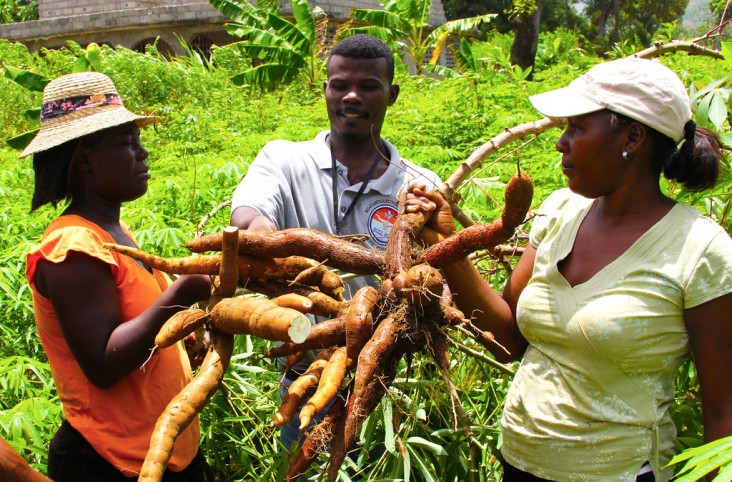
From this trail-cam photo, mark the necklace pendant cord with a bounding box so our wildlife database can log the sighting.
[331,144,383,235]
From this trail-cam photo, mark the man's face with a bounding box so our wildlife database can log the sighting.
[324,55,399,141]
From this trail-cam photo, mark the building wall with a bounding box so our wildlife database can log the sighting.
[0,0,448,57]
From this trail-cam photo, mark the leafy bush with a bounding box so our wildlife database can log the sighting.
[0,0,38,24]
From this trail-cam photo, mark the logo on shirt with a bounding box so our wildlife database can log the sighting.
[367,203,398,247]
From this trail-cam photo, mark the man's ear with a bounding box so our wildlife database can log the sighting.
[388,84,400,106]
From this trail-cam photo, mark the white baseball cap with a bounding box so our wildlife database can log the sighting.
[529,57,691,142]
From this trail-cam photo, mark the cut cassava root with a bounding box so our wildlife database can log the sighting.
[210,296,311,344]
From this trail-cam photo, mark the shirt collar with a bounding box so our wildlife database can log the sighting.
[317,131,402,195]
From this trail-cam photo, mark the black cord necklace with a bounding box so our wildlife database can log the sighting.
[330,141,383,235]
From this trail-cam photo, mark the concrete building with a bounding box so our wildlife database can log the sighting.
[0,0,448,58]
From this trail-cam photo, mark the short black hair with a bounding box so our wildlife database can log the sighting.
[328,34,395,84]
[31,139,80,212]
[30,129,106,212]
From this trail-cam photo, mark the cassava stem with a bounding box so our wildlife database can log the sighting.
[218,226,240,297]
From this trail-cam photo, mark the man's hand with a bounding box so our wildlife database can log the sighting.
[248,215,278,232]
[230,206,277,231]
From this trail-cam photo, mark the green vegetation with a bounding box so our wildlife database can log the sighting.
[0,0,38,24]
[344,0,495,75]
[208,0,331,91]
[1,28,731,480]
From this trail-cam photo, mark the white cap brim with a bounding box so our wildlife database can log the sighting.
[529,86,606,119]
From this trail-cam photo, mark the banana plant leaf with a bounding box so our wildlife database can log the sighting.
[6,129,39,150]
[3,65,48,92]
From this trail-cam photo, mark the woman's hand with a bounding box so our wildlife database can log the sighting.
[184,326,210,368]
[406,182,456,245]
[168,273,212,305]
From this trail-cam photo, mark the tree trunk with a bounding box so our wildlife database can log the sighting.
[610,0,621,45]
[598,0,612,39]
[510,0,543,81]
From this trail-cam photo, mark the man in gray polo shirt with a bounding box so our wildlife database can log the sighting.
[230,34,441,452]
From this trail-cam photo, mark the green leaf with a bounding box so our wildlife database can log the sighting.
[290,0,316,44]
[267,12,310,53]
[73,56,91,72]
[423,63,461,79]
[6,129,39,150]
[674,449,732,482]
[695,93,712,127]
[232,63,291,90]
[407,439,439,482]
[234,28,302,66]
[351,9,405,30]
[708,91,729,130]
[86,42,103,71]
[402,438,412,482]
[406,436,448,456]
[382,396,396,454]
[208,0,262,24]
[714,462,732,481]
[23,107,40,123]
[431,14,496,38]
[718,132,732,149]
[3,65,48,92]
[668,435,732,480]
[721,41,732,68]
[342,25,403,45]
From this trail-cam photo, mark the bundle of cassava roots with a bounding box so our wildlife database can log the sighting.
[104,172,533,482]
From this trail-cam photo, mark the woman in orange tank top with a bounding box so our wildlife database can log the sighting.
[23,72,214,481]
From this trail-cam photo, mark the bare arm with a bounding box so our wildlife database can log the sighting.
[440,249,532,362]
[407,183,529,362]
[35,252,211,388]
[685,292,732,443]
[230,206,277,231]
[0,437,50,482]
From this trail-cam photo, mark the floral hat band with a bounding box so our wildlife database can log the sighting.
[20,72,156,158]
[41,93,123,122]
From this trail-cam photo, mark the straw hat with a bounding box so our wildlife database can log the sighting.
[20,71,156,158]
